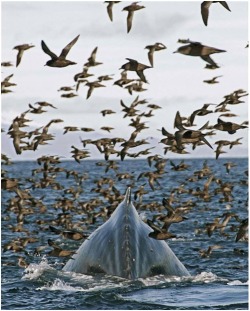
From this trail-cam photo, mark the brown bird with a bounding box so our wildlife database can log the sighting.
[205,218,223,237]
[219,113,238,118]
[85,81,106,99]
[49,226,87,241]
[203,75,222,84]
[201,1,231,26]
[81,127,95,132]
[1,74,16,93]
[223,162,237,174]
[137,171,162,191]
[105,1,121,21]
[174,111,212,150]
[98,74,114,82]
[113,70,135,87]
[122,2,145,33]
[63,126,79,134]
[235,219,248,242]
[1,178,18,190]
[147,219,176,240]
[189,103,215,126]
[18,256,29,268]
[41,35,79,67]
[174,40,226,67]
[61,92,78,98]
[13,43,35,67]
[120,58,151,83]
[84,47,102,67]
[100,126,114,132]
[100,109,116,117]
[229,137,243,149]
[215,143,227,159]
[199,245,222,257]
[125,80,147,95]
[170,160,190,171]
[47,239,76,257]
[58,86,75,92]
[159,198,188,229]
[36,101,57,109]
[1,61,13,67]
[74,66,94,82]
[71,146,90,163]
[28,103,47,114]
[145,42,167,67]
[213,118,248,134]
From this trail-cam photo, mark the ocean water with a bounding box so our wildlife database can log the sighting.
[1,158,248,310]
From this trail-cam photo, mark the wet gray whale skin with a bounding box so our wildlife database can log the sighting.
[63,187,190,279]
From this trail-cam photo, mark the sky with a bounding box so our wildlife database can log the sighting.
[1,0,248,161]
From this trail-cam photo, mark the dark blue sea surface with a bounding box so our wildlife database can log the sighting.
[1,158,248,310]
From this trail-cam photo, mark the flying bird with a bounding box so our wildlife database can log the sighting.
[213,118,248,134]
[120,58,151,83]
[203,75,223,84]
[13,44,35,67]
[174,40,226,67]
[145,42,167,67]
[41,35,80,67]
[174,111,213,150]
[84,47,102,67]
[235,218,248,242]
[122,2,145,33]
[105,1,121,21]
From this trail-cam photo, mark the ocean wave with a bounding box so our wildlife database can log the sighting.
[191,271,229,283]
[139,271,229,286]
[227,280,249,286]
[36,278,85,292]
[22,256,55,280]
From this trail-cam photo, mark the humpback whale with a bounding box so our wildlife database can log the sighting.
[63,187,190,279]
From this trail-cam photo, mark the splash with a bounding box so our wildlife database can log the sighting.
[22,256,55,280]
[37,278,85,292]
[139,271,229,286]
[227,280,249,286]
[191,271,229,283]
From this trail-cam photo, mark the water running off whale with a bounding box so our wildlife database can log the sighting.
[63,187,190,279]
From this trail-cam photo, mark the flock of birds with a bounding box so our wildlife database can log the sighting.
[1,1,248,272]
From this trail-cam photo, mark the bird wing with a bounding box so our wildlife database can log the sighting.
[41,40,58,59]
[200,55,218,67]
[189,110,199,126]
[106,2,113,21]
[169,160,176,168]
[120,100,127,108]
[127,11,134,33]
[147,219,162,233]
[86,85,94,99]
[88,46,98,63]
[148,50,154,67]
[201,136,213,149]
[16,50,24,67]
[199,120,209,131]
[174,111,186,130]
[201,1,212,26]
[60,35,80,58]
[3,74,14,82]
[219,1,231,11]
[136,70,147,83]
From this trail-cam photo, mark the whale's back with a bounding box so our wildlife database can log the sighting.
[63,188,190,279]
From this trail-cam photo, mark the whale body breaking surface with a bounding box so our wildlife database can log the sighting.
[63,187,190,279]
